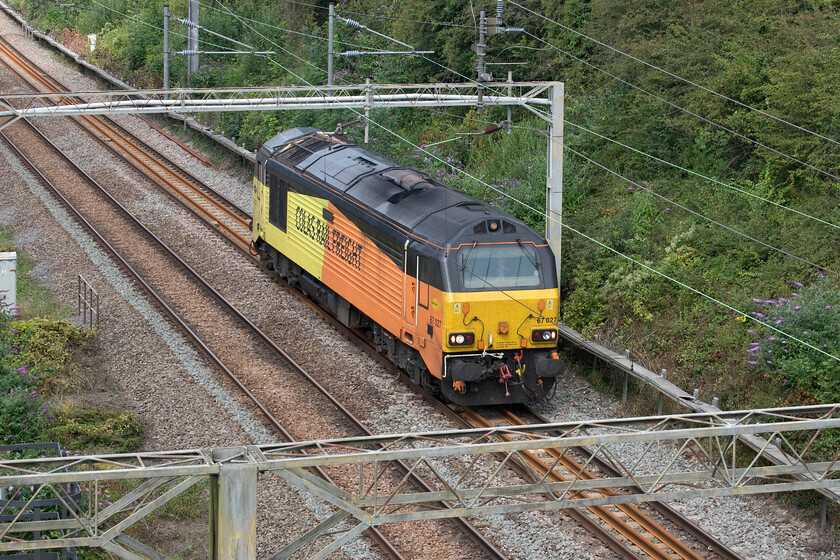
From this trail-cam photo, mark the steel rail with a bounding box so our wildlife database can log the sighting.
[0,121,406,560]
[0,38,251,246]
[526,408,743,560]
[495,407,704,560]
[0,51,507,560]
[464,408,684,560]
[135,115,215,168]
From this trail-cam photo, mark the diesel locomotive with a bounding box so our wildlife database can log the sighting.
[252,128,565,406]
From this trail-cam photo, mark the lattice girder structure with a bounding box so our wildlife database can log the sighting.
[1,405,839,560]
[0,82,553,124]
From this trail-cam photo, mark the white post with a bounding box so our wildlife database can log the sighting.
[546,82,564,290]
[0,252,17,314]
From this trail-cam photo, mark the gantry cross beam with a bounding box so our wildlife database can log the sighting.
[1,405,839,560]
[0,82,552,123]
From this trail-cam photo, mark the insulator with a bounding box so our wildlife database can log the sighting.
[504,27,524,33]
[342,17,362,28]
[340,50,361,57]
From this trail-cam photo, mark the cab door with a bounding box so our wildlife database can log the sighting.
[252,160,265,239]
[402,242,416,329]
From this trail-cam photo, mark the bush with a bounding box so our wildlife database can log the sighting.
[47,404,143,454]
[745,280,840,404]
[0,314,54,443]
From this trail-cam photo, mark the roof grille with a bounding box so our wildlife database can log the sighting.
[276,133,337,166]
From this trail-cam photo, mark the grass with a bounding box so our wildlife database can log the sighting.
[0,227,71,319]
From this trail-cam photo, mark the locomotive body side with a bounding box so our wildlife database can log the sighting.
[252,128,564,406]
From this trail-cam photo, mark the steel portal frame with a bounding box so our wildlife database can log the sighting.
[1,405,839,560]
[0,82,552,122]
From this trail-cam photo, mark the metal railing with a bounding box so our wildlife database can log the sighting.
[76,274,99,330]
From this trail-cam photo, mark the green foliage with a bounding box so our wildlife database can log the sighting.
[0,313,53,444]
[10,0,840,414]
[47,404,143,453]
[12,318,96,393]
[746,281,840,403]
[1,292,138,452]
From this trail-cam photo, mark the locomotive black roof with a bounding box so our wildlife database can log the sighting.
[259,128,542,249]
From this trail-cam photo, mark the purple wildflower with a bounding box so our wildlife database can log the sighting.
[752,298,763,303]
[748,329,756,335]
[774,318,784,325]
[792,281,803,287]
[751,312,764,318]
[767,360,773,364]
[768,337,777,341]
[794,305,802,310]
[746,360,758,365]
[826,306,832,310]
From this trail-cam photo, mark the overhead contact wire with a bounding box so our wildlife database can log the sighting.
[206,5,840,363]
[356,116,840,366]
[508,0,840,148]
[564,146,840,278]
[86,0,237,52]
[519,29,840,183]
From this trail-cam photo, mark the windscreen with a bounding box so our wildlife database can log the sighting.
[459,244,541,290]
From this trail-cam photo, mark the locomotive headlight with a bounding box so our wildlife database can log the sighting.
[448,332,475,346]
[531,329,558,343]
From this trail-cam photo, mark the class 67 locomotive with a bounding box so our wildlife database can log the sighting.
[252,128,565,406]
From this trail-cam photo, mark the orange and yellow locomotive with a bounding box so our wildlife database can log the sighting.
[252,128,565,406]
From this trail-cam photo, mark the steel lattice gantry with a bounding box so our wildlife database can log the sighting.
[0,81,553,124]
[1,405,840,560]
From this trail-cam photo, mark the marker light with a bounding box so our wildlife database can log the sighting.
[531,329,558,343]
[448,332,475,346]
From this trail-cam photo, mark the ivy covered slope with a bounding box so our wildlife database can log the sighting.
[11,0,840,409]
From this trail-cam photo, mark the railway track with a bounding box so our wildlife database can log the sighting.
[0,37,252,252]
[0,38,510,560]
[0,30,747,560]
[460,406,744,560]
